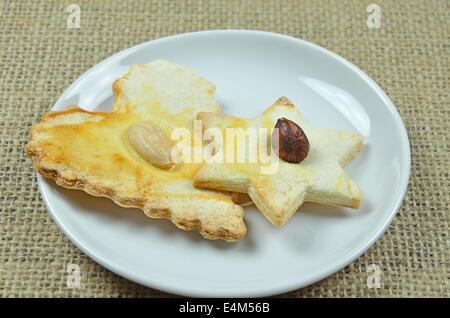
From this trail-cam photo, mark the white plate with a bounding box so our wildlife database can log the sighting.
[37,30,410,297]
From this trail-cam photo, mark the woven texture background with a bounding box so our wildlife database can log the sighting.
[0,0,448,297]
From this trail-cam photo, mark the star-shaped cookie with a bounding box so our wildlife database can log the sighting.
[194,97,363,226]
[25,60,246,241]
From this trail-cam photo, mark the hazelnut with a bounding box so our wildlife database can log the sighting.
[272,118,309,163]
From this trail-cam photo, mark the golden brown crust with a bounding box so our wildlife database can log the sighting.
[274,96,295,107]
[25,60,246,242]
[25,109,246,242]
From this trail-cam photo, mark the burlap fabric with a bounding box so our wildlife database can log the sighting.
[0,0,448,297]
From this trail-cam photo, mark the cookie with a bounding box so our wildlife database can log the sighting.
[194,97,363,226]
[25,60,246,241]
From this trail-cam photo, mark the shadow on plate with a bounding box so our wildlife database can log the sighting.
[51,182,255,250]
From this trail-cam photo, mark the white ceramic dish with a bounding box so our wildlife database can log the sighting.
[37,30,410,297]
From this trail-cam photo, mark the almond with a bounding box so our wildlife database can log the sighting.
[127,121,174,169]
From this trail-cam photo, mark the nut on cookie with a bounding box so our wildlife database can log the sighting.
[25,60,246,242]
[194,97,363,227]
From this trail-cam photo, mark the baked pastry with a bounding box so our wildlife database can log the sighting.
[25,60,246,241]
[194,97,363,227]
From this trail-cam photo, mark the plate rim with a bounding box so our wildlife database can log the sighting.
[37,29,411,297]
